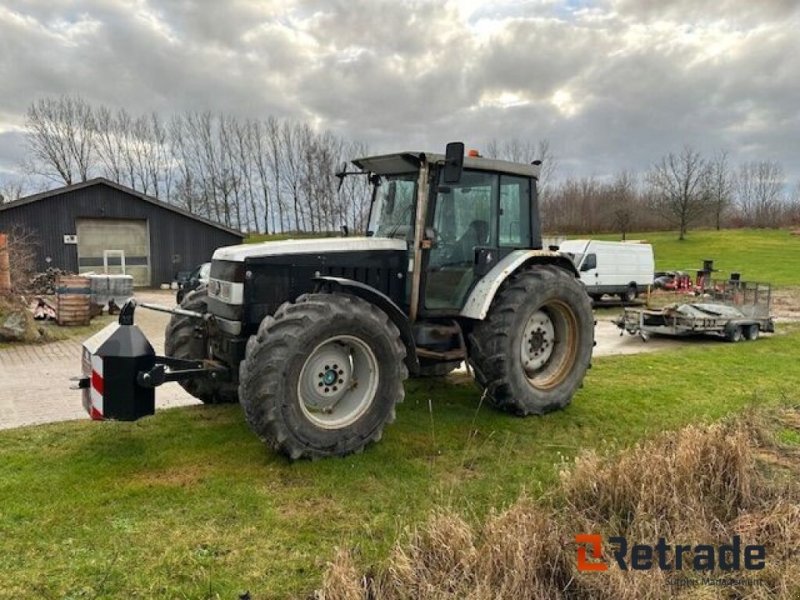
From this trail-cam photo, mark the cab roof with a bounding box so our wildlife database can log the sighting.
[352,151,541,180]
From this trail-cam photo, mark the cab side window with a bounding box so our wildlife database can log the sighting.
[499,175,531,247]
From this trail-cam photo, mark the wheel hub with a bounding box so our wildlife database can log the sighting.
[301,344,351,412]
[521,310,555,374]
[297,335,379,429]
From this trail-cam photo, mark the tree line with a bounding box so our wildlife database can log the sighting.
[485,142,798,239]
[2,95,798,239]
[11,95,370,234]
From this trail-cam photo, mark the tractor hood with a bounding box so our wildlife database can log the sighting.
[212,236,408,262]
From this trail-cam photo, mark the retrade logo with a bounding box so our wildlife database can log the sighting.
[575,534,766,572]
[575,534,608,571]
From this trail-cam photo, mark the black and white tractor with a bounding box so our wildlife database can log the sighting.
[78,142,594,460]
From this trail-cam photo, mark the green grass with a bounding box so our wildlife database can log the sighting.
[1,327,799,599]
[593,228,800,286]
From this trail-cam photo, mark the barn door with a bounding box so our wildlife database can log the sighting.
[76,219,150,286]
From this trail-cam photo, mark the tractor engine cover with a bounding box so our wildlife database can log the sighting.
[81,322,157,421]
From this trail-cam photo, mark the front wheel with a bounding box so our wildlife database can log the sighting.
[238,293,407,459]
[164,289,238,404]
[469,265,594,415]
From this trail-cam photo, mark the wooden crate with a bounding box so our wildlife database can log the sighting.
[56,276,91,326]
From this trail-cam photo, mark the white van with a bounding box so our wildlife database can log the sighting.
[559,239,654,302]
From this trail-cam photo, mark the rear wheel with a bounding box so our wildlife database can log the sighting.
[239,293,407,459]
[744,324,759,341]
[164,289,238,404]
[469,265,594,415]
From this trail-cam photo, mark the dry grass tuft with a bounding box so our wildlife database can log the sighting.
[562,420,756,540]
[317,410,800,600]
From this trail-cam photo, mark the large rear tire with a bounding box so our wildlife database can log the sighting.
[468,265,594,415]
[239,293,407,459]
[164,289,238,404]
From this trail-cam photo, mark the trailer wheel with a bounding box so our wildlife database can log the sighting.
[164,288,238,404]
[724,323,744,343]
[239,293,407,460]
[744,324,760,341]
[468,265,594,415]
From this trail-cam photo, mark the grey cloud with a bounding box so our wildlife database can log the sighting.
[1,0,798,186]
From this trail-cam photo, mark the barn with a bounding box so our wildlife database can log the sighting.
[0,178,244,286]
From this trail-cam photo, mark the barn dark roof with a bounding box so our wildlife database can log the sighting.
[0,177,243,238]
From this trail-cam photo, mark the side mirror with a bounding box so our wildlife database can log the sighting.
[443,141,464,183]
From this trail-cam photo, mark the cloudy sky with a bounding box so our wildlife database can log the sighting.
[1,0,798,185]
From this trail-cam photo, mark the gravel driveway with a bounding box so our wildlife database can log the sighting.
[0,290,199,430]
[0,291,714,430]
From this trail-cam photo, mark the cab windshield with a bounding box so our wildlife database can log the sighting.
[367,173,417,239]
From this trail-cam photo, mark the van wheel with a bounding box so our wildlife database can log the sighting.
[620,285,637,303]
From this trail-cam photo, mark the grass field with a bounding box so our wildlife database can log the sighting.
[1,326,799,598]
[592,228,800,286]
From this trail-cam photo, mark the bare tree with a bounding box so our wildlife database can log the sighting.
[0,176,26,203]
[708,150,734,230]
[25,95,96,184]
[609,171,637,240]
[737,160,785,228]
[6,225,39,293]
[647,146,711,240]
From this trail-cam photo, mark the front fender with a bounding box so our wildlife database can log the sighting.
[312,276,419,373]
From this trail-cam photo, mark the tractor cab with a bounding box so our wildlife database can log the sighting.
[353,146,543,316]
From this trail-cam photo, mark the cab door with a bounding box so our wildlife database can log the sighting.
[421,170,532,312]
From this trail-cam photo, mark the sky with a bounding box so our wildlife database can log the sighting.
[1,0,798,186]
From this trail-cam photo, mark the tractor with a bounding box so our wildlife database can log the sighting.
[78,142,594,460]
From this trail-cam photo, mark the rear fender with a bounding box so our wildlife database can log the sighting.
[460,250,579,320]
[312,276,419,373]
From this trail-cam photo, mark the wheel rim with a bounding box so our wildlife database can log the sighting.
[520,301,579,390]
[297,335,379,429]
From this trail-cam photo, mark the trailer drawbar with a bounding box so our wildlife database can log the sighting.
[74,301,228,421]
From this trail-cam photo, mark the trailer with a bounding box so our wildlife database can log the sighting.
[615,280,774,342]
